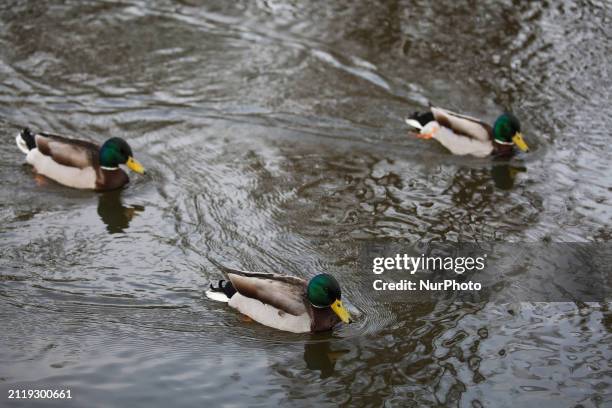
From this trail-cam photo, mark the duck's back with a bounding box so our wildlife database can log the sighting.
[225,270,313,333]
[431,106,492,142]
[35,133,100,169]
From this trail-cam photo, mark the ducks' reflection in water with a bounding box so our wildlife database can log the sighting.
[490,163,526,190]
[97,190,144,233]
[303,339,350,379]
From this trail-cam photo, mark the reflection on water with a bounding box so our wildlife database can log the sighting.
[97,190,144,234]
[303,339,350,379]
[490,163,526,191]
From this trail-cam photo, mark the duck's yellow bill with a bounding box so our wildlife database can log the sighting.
[331,299,351,324]
[512,132,529,152]
[127,156,145,174]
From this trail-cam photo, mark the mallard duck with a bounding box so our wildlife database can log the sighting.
[206,267,352,333]
[405,105,529,157]
[15,128,144,191]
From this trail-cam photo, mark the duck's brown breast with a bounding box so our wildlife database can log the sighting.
[95,168,129,191]
[493,143,515,157]
[309,306,341,332]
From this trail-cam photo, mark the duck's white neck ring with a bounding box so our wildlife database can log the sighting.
[494,140,514,146]
[100,166,119,171]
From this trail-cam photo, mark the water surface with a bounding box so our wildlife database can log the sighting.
[0,1,611,407]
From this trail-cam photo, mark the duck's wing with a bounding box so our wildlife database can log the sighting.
[431,106,492,142]
[221,266,308,317]
[35,133,100,169]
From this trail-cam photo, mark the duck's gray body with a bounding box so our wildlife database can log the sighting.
[206,268,340,333]
[16,129,129,190]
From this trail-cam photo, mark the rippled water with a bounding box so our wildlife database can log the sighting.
[1,1,611,407]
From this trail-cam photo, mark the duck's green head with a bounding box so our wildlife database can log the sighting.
[99,138,145,174]
[307,274,351,324]
[493,113,529,152]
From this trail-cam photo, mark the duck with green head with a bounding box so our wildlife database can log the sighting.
[16,127,144,190]
[405,105,529,157]
[206,266,352,333]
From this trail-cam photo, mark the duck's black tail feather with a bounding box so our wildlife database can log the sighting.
[209,279,237,298]
[409,111,435,127]
[18,128,37,150]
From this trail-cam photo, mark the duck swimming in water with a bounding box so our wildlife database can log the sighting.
[15,127,144,191]
[206,267,352,333]
[405,105,529,157]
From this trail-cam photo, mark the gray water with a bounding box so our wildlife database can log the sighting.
[0,1,611,407]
